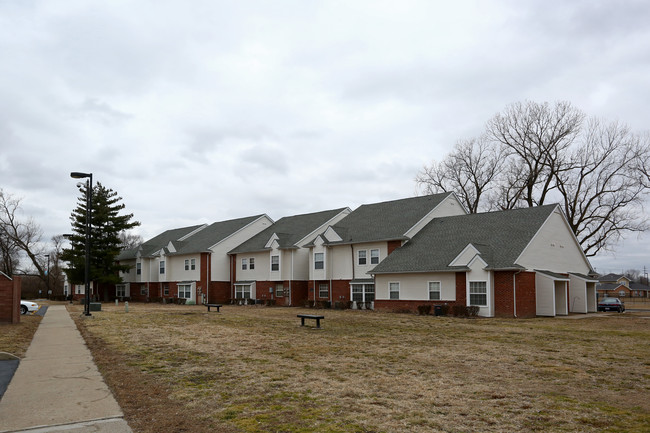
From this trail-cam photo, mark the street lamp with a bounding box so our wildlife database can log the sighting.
[44,254,50,299]
[70,171,92,317]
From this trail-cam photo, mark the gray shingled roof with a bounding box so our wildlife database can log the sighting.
[371,205,558,274]
[229,208,348,254]
[325,193,454,245]
[117,224,205,260]
[171,215,266,255]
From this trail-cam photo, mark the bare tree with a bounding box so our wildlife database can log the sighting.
[416,101,650,257]
[416,136,503,213]
[486,100,584,208]
[119,231,144,250]
[556,119,650,256]
[0,189,47,279]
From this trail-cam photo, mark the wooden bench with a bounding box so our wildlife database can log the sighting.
[204,304,222,312]
[297,314,324,328]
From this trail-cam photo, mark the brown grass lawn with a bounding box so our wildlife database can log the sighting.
[70,304,650,433]
[0,314,41,358]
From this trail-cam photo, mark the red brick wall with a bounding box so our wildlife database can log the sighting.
[456,272,466,305]
[291,280,309,306]
[208,281,230,303]
[493,271,537,318]
[515,272,537,318]
[0,274,21,323]
[374,299,461,313]
[387,240,402,255]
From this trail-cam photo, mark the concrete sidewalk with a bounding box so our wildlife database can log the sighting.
[0,305,132,433]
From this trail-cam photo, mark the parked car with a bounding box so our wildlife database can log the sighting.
[597,297,625,312]
[20,300,40,315]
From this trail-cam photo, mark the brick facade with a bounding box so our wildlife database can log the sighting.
[493,271,536,318]
[0,274,21,324]
[387,240,402,255]
[308,279,352,302]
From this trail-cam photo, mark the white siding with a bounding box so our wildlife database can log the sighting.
[353,242,388,279]
[518,209,592,274]
[375,273,456,301]
[569,274,588,313]
[210,216,273,281]
[168,254,200,282]
[330,245,353,280]
[404,194,467,239]
[536,273,557,316]
[290,248,310,280]
[237,251,269,281]
[310,238,327,281]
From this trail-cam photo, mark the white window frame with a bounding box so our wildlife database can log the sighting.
[116,284,126,297]
[159,260,165,274]
[318,283,329,298]
[314,252,324,270]
[242,258,248,270]
[428,281,441,300]
[389,282,400,300]
[370,249,380,265]
[140,286,148,296]
[271,255,280,272]
[249,257,255,270]
[275,283,284,297]
[235,284,251,299]
[163,283,169,296]
[469,281,487,306]
[351,283,376,302]
[358,250,367,265]
[178,284,192,299]
[184,259,190,271]
[136,262,141,275]
[190,258,196,270]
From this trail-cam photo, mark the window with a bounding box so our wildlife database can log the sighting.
[163,283,169,296]
[619,290,626,297]
[249,258,255,270]
[242,258,248,270]
[141,286,148,296]
[271,255,279,271]
[275,283,284,297]
[370,249,380,265]
[319,283,329,298]
[136,262,141,275]
[159,260,165,274]
[314,252,324,270]
[235,284,251,299]
[428,281,441,300]
[469,281,487,306]
[190,259,196,270]
[389,282,400,300]
[178,284,192,299]
[116,284,126,297]
[76,285,84,295]
[358,250,367,265]
[352,284,375,302]
[184,259,189,270]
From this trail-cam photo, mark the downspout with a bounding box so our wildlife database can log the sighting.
[329,245,333,302]
[290,250,293,306]
[513,269,522,318]
[350,244,355,301]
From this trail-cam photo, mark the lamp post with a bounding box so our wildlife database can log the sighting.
[70,171,93,317]
[44,254,50,299]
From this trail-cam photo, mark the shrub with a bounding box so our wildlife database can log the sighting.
[467,305,480,317]
[186,299,196,305]
[452,305,467,317]
[417,305,432,315]
[439,304,450,316]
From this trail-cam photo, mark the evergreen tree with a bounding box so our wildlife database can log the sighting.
[62,182,140,285]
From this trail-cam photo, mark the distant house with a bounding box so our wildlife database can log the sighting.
[306,193,466,305]
[229,208,351,306]
[597,274,650,298]
[117,215,272,304]
[370,205,598,317]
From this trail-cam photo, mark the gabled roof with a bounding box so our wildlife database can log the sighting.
[229,208,349,254]
[171,215,268,255]
[324,193,454,245]
[117,224,206,261]
[371,205,558,274]
[598,273,629,283]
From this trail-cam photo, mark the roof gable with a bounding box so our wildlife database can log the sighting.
[371,205,558,274]
[327,193,453,245]
[229,207,349,254]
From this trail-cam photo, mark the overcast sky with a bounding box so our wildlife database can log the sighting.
[1,0,649,275]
